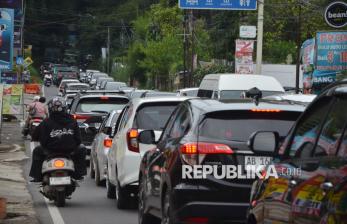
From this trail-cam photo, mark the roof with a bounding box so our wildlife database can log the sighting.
[200,74,285,92]
[178,87,199,92]
[78,94,128,100]
[188,98,306,114]
[66,83,89,87]
[131,96,191,106]
[61,79,79,83]
[264,93,316,103]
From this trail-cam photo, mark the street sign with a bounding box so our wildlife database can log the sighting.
[23,57,33,67]
[324,1,347,28]
[16,56,23,65]
[240,25,256,38]
[179,0,257,10]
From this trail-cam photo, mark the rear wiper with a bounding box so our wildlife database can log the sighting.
[91,110,108,114]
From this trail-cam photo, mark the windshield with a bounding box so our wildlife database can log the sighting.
[105,82,127,90]
[76,97,129,113]
[199,111,301,142]
[67,85,89,90]
[134,103,180,130]
[220,90,284,100]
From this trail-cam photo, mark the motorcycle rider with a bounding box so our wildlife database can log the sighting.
[44,71,53,85]
[29,97,86,182]
[23,96,48,136]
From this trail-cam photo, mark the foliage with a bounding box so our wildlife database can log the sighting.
[193,64,234,84]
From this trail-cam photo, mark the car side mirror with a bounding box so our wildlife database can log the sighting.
[248,131,279,156]
[138,130,156,145]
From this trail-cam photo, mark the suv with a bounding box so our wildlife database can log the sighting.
[106,97,190,209]
[69,93,129,158]
[247,81,347,223]
[137,98,305,224]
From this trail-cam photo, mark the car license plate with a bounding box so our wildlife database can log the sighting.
[245,156,272,171]
[32,122,40,126]
[50,176,71,186]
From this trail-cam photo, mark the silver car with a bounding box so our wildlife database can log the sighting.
[90,110,122,186]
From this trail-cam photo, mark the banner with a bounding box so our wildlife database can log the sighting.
[24,84,41,94]
[235,39,254,74]
[0,71,17,83]
[2,84,23,115]
[0,8,14,70]
[316,31,347,71]
[0,84,3,124]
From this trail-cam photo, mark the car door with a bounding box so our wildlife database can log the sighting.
[92,114,108,163]
[254,95,333,223]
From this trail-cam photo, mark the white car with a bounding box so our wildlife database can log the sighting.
[106,96,190,208]
[90,110,122,186]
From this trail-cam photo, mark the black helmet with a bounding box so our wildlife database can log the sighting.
[48,97,67,114]
[39,96,46,103]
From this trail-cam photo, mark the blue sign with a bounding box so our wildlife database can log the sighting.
[179,0,257,10]
[0,8,14,70]
[316,31,347,71]
[16,56,23,65]
[0,71,17,84]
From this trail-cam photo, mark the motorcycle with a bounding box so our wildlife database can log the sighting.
[41,155,77,207]
[29,117,43,137]
[44,76,52,87]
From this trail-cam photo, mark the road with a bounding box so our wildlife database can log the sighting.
[23,85,138,224]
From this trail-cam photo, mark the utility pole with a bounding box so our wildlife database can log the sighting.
[189,10,194,87]
[295,3,302,94]
[256,0,264,74]
[107,27,110,74]
[183,11,187,88]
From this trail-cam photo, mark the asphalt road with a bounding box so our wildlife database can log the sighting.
[24,85,138,224]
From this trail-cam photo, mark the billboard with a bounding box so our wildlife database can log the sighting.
[0,8,14,70]
[316,31,347,71]
[179,0,257,10]
[235,39,254,74]
[0,0,22,8]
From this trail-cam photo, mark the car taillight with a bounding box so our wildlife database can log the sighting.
[127,128,139,153]
[251,109,281,112]
[180,142,233,165]
[73,114,91,120]
[54,159,65,168]
[100,96,109,100]
[183,217,209,224]
[104,138,113,148]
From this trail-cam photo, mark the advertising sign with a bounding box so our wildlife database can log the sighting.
[235,39,254,74]
[179,0,257,10]
[240,25,256,38]
[2,84,23,115]
[0,8,14,70]
[0,0,22,8]
[0,71,17,84]
[324,1,347,28]
[316,31,347,71]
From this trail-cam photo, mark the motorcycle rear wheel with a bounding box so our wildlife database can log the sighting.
[55,190,66,207]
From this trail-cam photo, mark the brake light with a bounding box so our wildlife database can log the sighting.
[127,128,139,153]
[104,138,113,148]
[73,114,91,120]
[100,96,109,100]
[32,118,43,122]
[251,109,281,112]
[180,142,233,165]
[54,159,65,168]
[183,217,209,224]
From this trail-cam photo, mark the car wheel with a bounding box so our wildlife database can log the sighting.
[95,161,105,186]
[161,189,174,224]
[106,172,116,199]
[89,157,95,179]
[138,176,160,224]
[115,178,131,209]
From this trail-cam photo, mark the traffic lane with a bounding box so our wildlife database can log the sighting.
[25,141,138,224]
[43,85,59,100]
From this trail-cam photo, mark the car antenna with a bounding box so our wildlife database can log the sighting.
[245,87,262,106]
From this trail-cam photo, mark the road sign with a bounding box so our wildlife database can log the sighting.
[16,56,23,65]
[179,0,257,10]
[23,57,33,67]
[240,25,256,38]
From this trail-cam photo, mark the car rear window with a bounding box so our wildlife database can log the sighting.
[199,111,301,142]
[76,97,129,113]
[134,103,180,130]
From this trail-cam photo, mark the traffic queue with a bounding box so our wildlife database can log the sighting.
[30,64,347,224]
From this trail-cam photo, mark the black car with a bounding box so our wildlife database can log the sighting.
[247,80,347,223]
[69,92,129,157]
[137,98,306,224]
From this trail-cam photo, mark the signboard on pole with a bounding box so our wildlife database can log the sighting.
[2,84,23,115]
[0,71,17,84]
[240,25,256,38]
[316,31,347,71]
[179,0,257,10]
[0,8,14,70]
[235,39,254,74]
[324,1,347,28]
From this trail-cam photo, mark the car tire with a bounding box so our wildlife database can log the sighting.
[90,158,95,179]
[95,161,105,187]
[161,189,175,224]
[106,175,116,199]
[115,178,131,209]
[138,176,160,224]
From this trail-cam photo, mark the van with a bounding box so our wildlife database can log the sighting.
[197,74,285,100]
